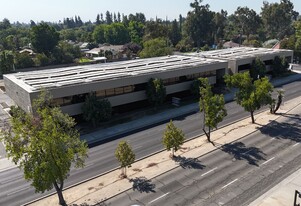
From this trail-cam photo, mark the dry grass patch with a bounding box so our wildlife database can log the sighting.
[146,162,158,168]
[132,168,142,172]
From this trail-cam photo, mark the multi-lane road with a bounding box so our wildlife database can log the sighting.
[105,104,301,206]
[1,78,301,205]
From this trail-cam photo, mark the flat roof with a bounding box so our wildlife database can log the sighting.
[4,55,227,93]
[186,47,292,60]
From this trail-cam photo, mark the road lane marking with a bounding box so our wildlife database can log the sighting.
[243,149,254,155]
[133,146,142,150]
[201,167,218,177]
[261,157,275,165]
[292,143,300,147]
[148,192,170,204]
[222,179,238,189]
[7,186,31,196]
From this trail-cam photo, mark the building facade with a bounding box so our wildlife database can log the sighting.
[187,47,293,74]
[4,55,227,116]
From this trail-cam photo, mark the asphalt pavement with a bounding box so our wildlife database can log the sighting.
[1,68,301,205]
[29,84,301,206]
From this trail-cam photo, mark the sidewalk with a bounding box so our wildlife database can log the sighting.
[28,87,301,205]
[249,167,301,206]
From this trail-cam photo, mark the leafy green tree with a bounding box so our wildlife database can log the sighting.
[162,120,185,157]
[213,10,228,45]
[104,23,130,45]
[96,14,101,25]
[169,19,181,47]
[143,20,168,42]
[225,72,273,123]
[14,52,34,69]
[199,78,227,143]
[1,91,88,206]
[261,0,299,39]
[233,7,262,41]
[250,57,266,81]
[272,56,288,76]
[105,11,113,24]
[146,78,166,108]
[115,141,135,177]
[82,92,112,127]
[0,50,14,75]
[34,53,52,67]
[128,20,144,45]
[0,18,11,30]
[175,36,194,52]
[93,24,106,44]
[184,0,214,48]
[139,38,172,58]
[52,41,81,64]
[30,23,60,55]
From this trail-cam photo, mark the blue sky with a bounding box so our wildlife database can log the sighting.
[1,0,300,23]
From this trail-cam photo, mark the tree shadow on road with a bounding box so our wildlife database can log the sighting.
[71,200,111,206]
[258,120,301,142]
[173,156,206,169]
[221,142,266,166]
[129,176,156,193]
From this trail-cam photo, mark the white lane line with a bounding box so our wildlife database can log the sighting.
[133,146,142,150]
[292,143,300,147]
[7,186,31,196]
[222,179,238,189]
[201,167,218,177]
[85,163,94,167]
[261,157,275,165]
[243,149,254,155]
[148,192,170,204]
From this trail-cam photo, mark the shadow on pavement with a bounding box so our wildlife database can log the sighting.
[129,176,156,193]
[221,142,266,166]
[173,156,206,169]
[258,120,301,142]
[71,200,111,206]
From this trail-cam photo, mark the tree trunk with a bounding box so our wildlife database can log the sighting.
[203,127,211,143]
[53,181,66,206]
[274,95,283,114]
[250,111,255,124]
[172,148,174,157]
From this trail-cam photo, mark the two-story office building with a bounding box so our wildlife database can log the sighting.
[4,55,228,116]
[186,47,293,74]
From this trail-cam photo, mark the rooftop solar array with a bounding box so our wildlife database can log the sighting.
[9,55,225,92]
[187,47,291,60]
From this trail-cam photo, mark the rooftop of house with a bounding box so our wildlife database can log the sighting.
[4,55,227,93]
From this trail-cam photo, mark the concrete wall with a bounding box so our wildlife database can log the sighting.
[3,76,32,113]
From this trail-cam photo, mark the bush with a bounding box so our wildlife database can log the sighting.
[14,53,34,69]
[34,53,52,67]
[82,92,112,127]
